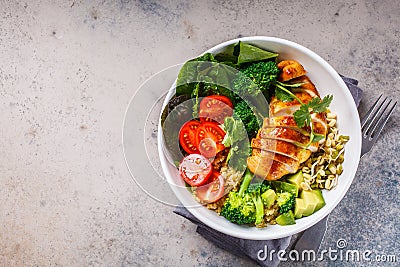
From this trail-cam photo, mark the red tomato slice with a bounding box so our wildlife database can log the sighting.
[196,122,226,158]
[179,154,212,187]
[179,120,200,154]
[199,95,233,124]
[196,171,225,203]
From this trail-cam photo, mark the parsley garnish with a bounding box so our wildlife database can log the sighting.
[293,95,333,127]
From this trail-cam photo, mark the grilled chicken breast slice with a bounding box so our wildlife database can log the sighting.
[263,115,327,137]
[277,60,307,82]
[257,126,318,151]
[251,148,299,173]
[262,116,310,136]
[247,155,298,181]
[251,138,311,163]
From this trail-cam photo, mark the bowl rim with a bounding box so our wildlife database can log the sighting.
[158,36,361,240]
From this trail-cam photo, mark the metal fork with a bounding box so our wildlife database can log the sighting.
[293,94,397,254]
[360,94,397,157]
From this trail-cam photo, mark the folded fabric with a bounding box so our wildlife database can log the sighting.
[173,76,363,267]
[340,74,363,107]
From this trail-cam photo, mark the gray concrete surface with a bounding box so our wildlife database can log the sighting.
[1,0,399,266]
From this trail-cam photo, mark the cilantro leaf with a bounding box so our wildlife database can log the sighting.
[293,104,311,127]
[293,95,333,128]
[309,95,333,113]
[311,133,325,143]
[304,97,321,110]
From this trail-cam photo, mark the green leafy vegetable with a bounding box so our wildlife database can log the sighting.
[214,43,239,64]
[176,53,216,96]
[311,133,326,143]
[214,41,278,66]
[237,41,278,65]
[227,140,250,171]
[222,116,247,147]
[293,104,311,127]
[308,95,334,113]
[293,95,333,127]
[222,116,251,171]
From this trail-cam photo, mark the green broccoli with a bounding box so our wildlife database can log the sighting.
[231,61,280,104]
[229,61,280,135]
[276,192,296,214]
[247,183,270,225]
[221,169,269,225]
[247,182,270,195]
[233,100,262,139]
[220,191,256,225]
[240,61,280,91]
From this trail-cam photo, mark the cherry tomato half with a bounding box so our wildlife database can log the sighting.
[196,171,225,203]
[196,122,226,158]
[199,95,233,124]
[179,154,212,187]
[179,120,200,154]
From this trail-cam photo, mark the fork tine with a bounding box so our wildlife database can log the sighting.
[367,98,392,135]
[361,94,383,128]
[363,96,388,134]
[371,100,397,140]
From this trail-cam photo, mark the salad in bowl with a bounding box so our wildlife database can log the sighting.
[159,37,361,239]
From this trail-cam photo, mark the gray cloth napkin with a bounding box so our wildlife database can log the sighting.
[173,76,363,267]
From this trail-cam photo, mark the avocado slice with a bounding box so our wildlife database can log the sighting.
[310,189,325,211]
[271,181,298,197]
[300,190,318,217]
[286,171,304,192]
[294,198,306,219]
[276,210,296,225]
[261,189,276,209]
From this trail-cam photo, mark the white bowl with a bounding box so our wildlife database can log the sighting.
[158,36,361,240]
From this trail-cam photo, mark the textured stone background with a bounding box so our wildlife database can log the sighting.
[0,0,399,266]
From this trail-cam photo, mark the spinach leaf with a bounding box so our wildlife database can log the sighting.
[237,41,278,65]
[177,53,239,100]
[176,63,197,96]
[214,43,238,64]
[205,63,238,97]
[176,53,216,96]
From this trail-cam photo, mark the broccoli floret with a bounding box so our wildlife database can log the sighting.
[276,192,296,214]
[248,182,270,194]
[230,61,279,135]
[233,100,262,139]
[231,61,280,104]
[220,191,256,225]
[247,183,270,225]
[240,61,280,91]
[221,170,269,225]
